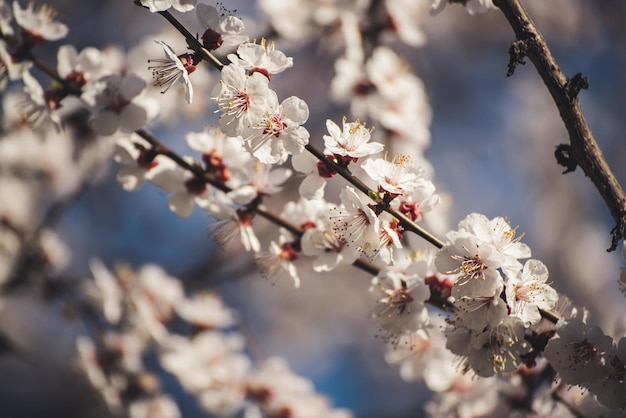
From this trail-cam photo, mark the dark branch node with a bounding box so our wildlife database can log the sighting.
[554,144,577,174]
[608,215,626,252]
[565,73,589,101]
[506,39,528,77]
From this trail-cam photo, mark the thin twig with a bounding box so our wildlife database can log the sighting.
[304,144,446,249]
[493,0,626,251]
[156,10,224,69]
[136,130,463,312]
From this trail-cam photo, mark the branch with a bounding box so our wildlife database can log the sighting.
[493,0,626,251]
[137,131,458,311]
[304,144,446,249]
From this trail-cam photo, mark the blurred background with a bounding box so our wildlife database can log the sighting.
[1,0,625,416]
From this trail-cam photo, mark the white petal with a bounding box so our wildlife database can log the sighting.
[168,192,194,218]
[299,174,325,200]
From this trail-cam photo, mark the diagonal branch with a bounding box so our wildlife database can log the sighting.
[493,0,626,251]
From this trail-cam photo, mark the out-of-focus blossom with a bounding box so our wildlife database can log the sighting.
[430,0,497,16]
[130,264,185,342]
[331,47,432,154]
[255,240,301,288]
[425,375,507,417]
[37,229,70,274]
[139,0,197,13]
[589,336,626,409]
[113,134,171,191]
[384,0,428,46]
[175,292,237,329]
[57,45,107,84]
[0,0,13,35]
[246,357,353,418]
[85,73,158,136]
[544,317,614,386]
[205,191,261,253]
[142,157,212,218]
[185,126,250,187]
[160,332,250,416]
[0,40,31,82]
[128,395,181,418]
[88,259,123,325]
[21,70,61,128]
[12,1,68,41]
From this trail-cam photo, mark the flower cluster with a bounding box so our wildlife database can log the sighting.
[544,316,626,409]
[434,213,558,376]
[78,262,350,417]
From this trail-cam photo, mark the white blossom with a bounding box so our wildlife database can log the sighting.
[255,240,301,288]
[246,357,352,418]
[589,336,626,409]
[0,40,31,81]
[113,134,172,191]
[243,95,310,164]
[544,317,614,386]
[205,191,261,253]
[227,39,293,78]
[362,153,427,197]
[291,151,329,200]
[228,161,291,205]
[323,117,383,160]
[160,332,250,416]
[505,259,558,326]
[331,186,381,258]
[197,3,247,53]
[87,73,158,136]
[0,0,13,36]
[430,0,497,16]
[149,40,194,104]
[369,269,430,342]
[139,0,197,13]
[212,63,273,137]
[435,235,504,294]
[21,69,60,128]
[12,1,68,41]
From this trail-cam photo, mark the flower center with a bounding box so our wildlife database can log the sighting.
[453,253,488,281]
[569,338,598,366]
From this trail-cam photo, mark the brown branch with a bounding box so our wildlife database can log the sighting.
[304,144,446,249]
[137,131,405,277]
[493,0,626,251]
[137,131,459,312]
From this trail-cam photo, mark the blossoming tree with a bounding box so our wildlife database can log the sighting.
[0,0,625,416]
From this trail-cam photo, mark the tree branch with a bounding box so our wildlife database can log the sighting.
[493,0,626,251]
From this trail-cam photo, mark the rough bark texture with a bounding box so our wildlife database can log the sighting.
[493,0,626,251]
